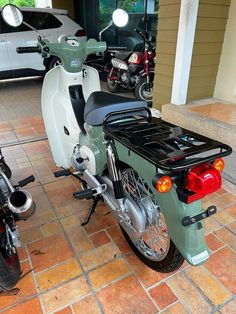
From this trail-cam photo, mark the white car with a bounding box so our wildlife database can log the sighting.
[0,7,87,79]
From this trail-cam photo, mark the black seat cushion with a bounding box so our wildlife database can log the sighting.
[84,92,147,126]
[114,51,132,60]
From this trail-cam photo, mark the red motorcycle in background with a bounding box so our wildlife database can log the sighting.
[106,28,156,105]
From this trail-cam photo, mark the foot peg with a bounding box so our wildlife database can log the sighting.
[18,175,35,188]
[73,189,95,200]
[73,184,106,200]
[54,169,71,177]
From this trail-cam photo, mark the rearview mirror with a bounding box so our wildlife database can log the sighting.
[112,9,129,28]
[1,4,23,28]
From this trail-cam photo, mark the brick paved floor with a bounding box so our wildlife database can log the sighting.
[0,78,235,314]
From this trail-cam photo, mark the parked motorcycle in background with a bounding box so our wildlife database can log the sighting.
[106,28,155,104]
[0,149,35,291]
[3,5,232,274]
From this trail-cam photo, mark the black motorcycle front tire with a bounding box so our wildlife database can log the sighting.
[134,76,153,105]
[107,76,121,93]
[0,250,21,291]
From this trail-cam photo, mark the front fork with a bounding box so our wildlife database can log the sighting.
[144,50,150,91]
[108,67,118,81]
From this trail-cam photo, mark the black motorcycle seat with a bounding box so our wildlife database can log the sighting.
[84,92,147,126]
[113,51,132,60]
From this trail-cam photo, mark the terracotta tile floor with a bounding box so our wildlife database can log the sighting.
[0,81,235,313]
[0,137,235,314]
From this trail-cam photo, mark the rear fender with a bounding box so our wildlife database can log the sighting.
[115,141,209,266]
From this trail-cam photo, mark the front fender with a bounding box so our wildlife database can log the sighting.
[115,141,209,266]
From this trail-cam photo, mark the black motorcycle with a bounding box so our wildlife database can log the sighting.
[0,149,35,291]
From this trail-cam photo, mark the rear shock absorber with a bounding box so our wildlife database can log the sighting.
[106,142,126,212]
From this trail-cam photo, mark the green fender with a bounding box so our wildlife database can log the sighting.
[114,141,210,266]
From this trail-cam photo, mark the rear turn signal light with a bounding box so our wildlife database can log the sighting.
[212,158,224,172]
[75,29,87,37]
[156,176,172,193]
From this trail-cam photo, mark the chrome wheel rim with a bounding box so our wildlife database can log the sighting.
[122,169,170,261]
[139,82,153,101]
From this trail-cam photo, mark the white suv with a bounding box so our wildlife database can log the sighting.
[0,7,87,79]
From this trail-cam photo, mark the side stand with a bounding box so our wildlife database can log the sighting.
[81,196,100,226]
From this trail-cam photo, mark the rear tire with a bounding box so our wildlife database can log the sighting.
[0,248,21,291]
[121,168,184,273]
[121,226,184,272]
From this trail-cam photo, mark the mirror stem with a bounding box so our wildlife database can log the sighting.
[99,21,113,41]
[23,21,40,34]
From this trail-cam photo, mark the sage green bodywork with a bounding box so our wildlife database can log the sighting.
[80,125,210,266]
[39,36,107,73]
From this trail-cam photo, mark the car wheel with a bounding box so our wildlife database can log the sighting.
[47,57,62,71]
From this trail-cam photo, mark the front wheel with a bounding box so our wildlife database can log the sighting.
[0,228,21,291]
[107,70,121,93]
[134,75,154,105]
[121,168,184,273]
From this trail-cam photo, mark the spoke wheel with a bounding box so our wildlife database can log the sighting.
[121,168,184,272]
[107,71,121,93]
[134,74,154,105]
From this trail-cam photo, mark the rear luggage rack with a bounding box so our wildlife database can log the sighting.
[103,108,232,171]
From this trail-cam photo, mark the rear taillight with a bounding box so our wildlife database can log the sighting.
[185,163,221,203]
[75,29,86,37]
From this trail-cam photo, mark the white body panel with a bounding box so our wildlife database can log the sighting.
[0,33,10,72]
[41,65,101,168]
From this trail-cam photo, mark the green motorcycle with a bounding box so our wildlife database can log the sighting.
[2,4,232,272]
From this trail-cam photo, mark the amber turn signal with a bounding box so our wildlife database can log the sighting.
[212,158,224,172]
[156,176,172,193]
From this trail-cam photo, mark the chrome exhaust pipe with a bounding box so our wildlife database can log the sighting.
[8,190,33,214]
[0,170,33,214]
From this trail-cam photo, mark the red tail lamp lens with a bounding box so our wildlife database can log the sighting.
[75,29,87,37]
[156,176,172,193]
[212,158,224,172]
[186,163,221,197]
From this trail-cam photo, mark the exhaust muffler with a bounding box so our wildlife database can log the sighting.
[0,170,34,216]
[8,190,33,214]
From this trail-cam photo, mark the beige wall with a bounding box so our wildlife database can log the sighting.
[187,0,230,101]
[52,0,74,18]
[214,0,236,103]
[152,0,181,110]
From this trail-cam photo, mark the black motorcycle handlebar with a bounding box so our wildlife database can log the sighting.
[16,46,41,54]
[107,46,127,50]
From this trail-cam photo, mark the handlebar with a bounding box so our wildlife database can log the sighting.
[17,37,107,73]
[107,46,127,51]
[134,28,144,37]
[16,46,41,54]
